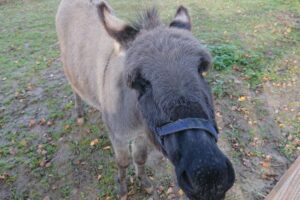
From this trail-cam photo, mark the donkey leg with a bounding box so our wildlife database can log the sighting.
[113,141,130,200]
[132,135,153,194]
[73,91,84,126]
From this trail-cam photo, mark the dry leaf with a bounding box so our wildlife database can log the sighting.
[261,161,270,169]
[178,189,184,196]
[166,187,174,195]
[238,96,246,102]
[64,124,71,130]
[39,118,46,125]
[287,135,293,141]
[40,160,46,167]
[41,150,47,155]
[29,119,36,128]
[45,162,51,168]
[103,146,111,150]
[77,117,84,126]
[47,120,54,126]
[97,174,102,181]
[90,139,99,147]
[265,155,272,162]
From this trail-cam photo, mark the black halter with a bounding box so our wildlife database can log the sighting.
[155,118,219,150]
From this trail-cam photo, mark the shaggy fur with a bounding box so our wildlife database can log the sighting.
[56,1,235,199]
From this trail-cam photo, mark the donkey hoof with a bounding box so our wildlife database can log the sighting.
[76,117,84,126]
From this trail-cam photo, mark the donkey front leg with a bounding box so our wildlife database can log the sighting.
[112,140,130,200]
[73,91,84,126]
[132,135,153,194]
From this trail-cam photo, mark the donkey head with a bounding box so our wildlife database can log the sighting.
[98,2,235,199]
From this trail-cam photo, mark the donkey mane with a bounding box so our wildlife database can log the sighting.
[133,7,162,31]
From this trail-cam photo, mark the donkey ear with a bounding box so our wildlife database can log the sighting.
[170,6,191,31]
[97,2,139,49]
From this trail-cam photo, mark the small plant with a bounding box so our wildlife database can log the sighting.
[208,44,263,87]
[208,44,240,71]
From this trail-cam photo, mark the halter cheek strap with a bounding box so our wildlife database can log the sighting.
[155,118,219,146]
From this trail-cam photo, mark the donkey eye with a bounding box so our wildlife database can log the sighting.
[132,75,151,96]
[198,63,204,74]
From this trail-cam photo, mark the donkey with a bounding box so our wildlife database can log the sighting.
[56,0,235,199]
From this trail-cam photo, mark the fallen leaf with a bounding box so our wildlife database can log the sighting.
[166,187,174,195]
[64,124,71,131]
[293,138,300,145]
[40,160,46,167]
[129,176,134,184]
[97,174,102,181]
[90,139,99,147]
[77,117,84,126]
[238,96,246,102]
[261,161,270,169]
[41,150,47,155]
[47,120,54,126]
[103,146,111,150]
[29,119,36,128]
[45,162,51,168]
[178,189,184,196]
[265,155,272,162]
[287,135,293,141]
[39,118,46,125]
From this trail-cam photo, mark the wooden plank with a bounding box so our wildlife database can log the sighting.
[266,156,300,200]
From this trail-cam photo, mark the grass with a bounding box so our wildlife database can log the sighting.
[0,0,299,199]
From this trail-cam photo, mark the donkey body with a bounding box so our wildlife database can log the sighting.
[56,1,235,199]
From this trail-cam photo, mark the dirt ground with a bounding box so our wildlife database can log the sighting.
[0,0,299,200]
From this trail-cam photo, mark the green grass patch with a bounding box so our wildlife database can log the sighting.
[209,44,264,87]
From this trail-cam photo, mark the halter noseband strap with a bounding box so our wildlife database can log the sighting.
[155,118,219,144]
